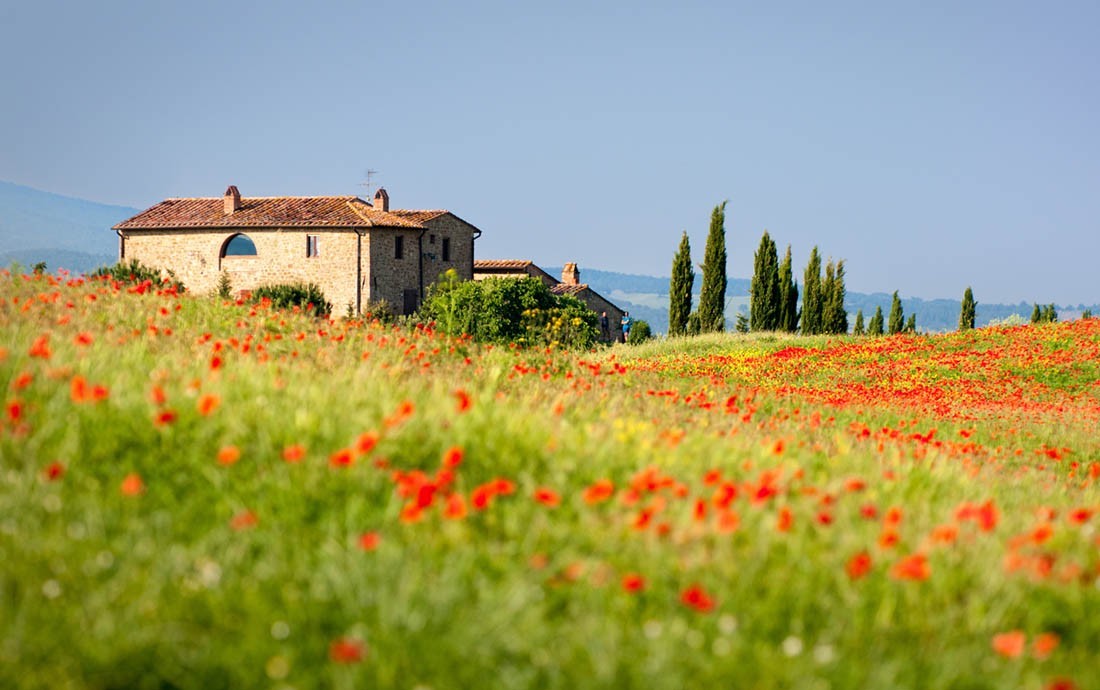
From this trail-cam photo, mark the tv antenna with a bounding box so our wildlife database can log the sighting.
[360,169,380,199]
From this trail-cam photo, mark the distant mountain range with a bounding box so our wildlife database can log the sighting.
[0,180,134,274]
[1,181,1093,333]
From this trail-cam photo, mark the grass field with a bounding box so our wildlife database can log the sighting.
[1,270,1097,689]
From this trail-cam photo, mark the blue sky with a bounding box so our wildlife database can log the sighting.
[2,0,1097,304]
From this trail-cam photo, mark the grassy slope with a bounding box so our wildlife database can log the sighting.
[0,273,1097,689]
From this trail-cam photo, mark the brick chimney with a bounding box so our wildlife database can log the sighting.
[373,187,389,212]
[561,262,580,285]
[223,185,241,215]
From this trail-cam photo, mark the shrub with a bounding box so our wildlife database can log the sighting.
[420,271,597,348]
[627,319,653,344]
[91,259,184,292]
[250,282,332,317]
[216,272,232,300]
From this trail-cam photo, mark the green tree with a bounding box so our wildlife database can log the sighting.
[904,313,917,333]
[626,320,653,344]
[735,312,749,333]
[1030,304,1042,323]
[1042,304,1058,323]
[958,287,976,331]
[778,245,799,332]
[853,309,865,336]
[801,246,822,335]
[868,306,884,336]
[697,201,728,332]
[750,231,780,331]
[822,259,848,334]
[668,232,694,337]
[887,291,904,335]
[1083,309,1093,320]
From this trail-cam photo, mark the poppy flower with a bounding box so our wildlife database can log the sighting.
[282,444,305,463]
[533,487,560,507]
[441,446,464,469]
[846,551,872,580]
[454,389,472,413]
[680,584,716,613]
[217,445,241,465]
[197,394,220,416]
[120,473,144,496]
[621,573,646,593]
[358,532,381,551]
[356,431,379,455]
[583,479,615,504]
[329,637,366,664]
[44,461,65,481]
[991,630,1026,658]
[1032,632,1060,660]
[890,553,930,581]
[443,493,467,520]
[230,510,258,530]
[329,448,354,468]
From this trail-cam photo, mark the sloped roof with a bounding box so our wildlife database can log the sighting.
[474,259,534,270]
[389,209,449,223]
[550,283,589,296]
[114,196,427,230]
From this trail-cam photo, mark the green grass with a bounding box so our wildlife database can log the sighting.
[0,273,1097,689]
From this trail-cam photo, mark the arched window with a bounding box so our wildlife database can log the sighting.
[221,233,257,257]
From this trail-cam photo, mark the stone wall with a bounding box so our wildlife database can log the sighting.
[576,289,625,343]
[366,229,421,314]
[124,228,360,312]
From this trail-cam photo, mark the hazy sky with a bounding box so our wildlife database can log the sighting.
[2,0,1097,303]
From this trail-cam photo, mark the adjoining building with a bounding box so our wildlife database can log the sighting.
[474,260,625,343]
[113,186,481,315]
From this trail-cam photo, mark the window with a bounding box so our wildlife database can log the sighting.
[395,235,404,259]
[442,237,451,262]
[307,235,319,257]
[221,233,257,257]
[429,234,436,245]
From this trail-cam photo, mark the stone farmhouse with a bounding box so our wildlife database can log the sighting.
[474,260,626,343]
[113,186,481,315]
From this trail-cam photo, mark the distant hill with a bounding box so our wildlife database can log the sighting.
[549,267,1097,334]
[0,180,135,273]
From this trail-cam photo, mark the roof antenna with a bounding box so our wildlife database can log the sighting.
[360,169,380,199]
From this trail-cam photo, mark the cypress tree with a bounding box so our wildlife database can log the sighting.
[1044,304,1058,323]
[668,232,694,337]
[822,259,848,334]
[853,309,865,336]
[697,202,728,332]
[778,245,799,332]
[1030,304,1041,323]
[887,291,904,335]
[904,313,917,333]
[750,231,780,331]
[1083,309,1093,320]
[868,306,884,336]
[801,246,822,335]
[958,287,976,331]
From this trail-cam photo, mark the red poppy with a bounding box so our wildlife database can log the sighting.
[454,389,472,413]
[358,532,381,551]
[329,448,354,468]
[1032,632,1060,660]
[44,461,65,481]
[890,553,930,581]
[846,551,872,580]
[120,473,144,496]
[217,445,241,466]
[441,446,464,469]
[621,573,646,593]
[680,584,716,613]
[230,510,258,530]
[533,487,560,507]
[282,444,306,463]
[329,637,366,664]
[356,431,379,455]
[991,630,1026,658]
[443,493,468,520]
[583,479,615,504]
[197,394,220,416]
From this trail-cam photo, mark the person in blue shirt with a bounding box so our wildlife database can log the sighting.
[620,311,633,343]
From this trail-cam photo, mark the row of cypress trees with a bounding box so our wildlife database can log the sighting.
[748,234,848,335]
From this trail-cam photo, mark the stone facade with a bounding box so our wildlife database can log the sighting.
[115,187,481,316]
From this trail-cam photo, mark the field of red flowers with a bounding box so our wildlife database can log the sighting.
[1,269,1097,689]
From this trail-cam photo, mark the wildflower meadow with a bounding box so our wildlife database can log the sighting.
[1,269,1097,689]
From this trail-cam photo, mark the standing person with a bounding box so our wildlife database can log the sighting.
[599,311,610,342]
[621,311,633,343]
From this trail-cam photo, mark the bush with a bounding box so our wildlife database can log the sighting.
[91,259,184,292]
[250,282,332,317]
[420,271,598,348]
[627,319,653,344]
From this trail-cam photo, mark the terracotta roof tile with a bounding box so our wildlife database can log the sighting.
[474,259,534,270]
[389,209,449,223]
[550,283,589,296]
[114,196,427,230]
